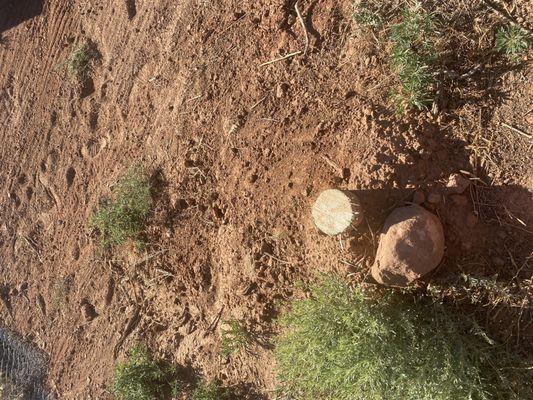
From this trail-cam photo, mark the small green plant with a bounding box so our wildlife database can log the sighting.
[90,166,152,247]
[192,380,228,400]
[429,273,515,305]
[68,45,91,78]
[51,275,74,314]
[113,345,180,400]
[390,4,437,112]
[275,277,532,400]
[495,25,531,60]
[220,319,250,357]
[353,2,381,28]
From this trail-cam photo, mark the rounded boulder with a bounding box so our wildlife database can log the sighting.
[371,205,444,286]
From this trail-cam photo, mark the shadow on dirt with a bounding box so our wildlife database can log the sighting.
[0,0,43,33]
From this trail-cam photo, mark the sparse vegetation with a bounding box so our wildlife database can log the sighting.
[495,25,531,61]
[112,345,180,400]
[67,45,91,78]
[192,380,228,400]
[353,2,381,28]
[220,319,251,357]
[90,166,152,247]
[275,277,532,400]
[389,4,437,112]
[426,273,528,308]
[50,275,73,314]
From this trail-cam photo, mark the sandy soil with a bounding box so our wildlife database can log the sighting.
[0,0,531,398]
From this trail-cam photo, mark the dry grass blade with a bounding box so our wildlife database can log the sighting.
[501,122,531,139]
[259,51,302,67]
[294,1,310,56]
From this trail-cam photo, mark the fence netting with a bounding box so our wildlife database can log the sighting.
[0,326,52,399]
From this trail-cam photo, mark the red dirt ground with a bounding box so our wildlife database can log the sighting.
[0,0,531,398]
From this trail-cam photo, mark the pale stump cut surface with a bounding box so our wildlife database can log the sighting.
[312,189,363,236]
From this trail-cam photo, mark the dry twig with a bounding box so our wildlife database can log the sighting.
[259,51,302,67]
[501,122,531,139]
[294,1,310,56]
[264,252,293,265]
[481,0,533,35]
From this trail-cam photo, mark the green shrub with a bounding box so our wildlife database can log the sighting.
[353,3,381,28]
[220,319,251,357]
[192,381,228,400]
[275,277,532,400]
[90,166,151,247]
[390,4,437,112]
[495,25,531,60]
[68,45,91,78]
[112,345,180,400]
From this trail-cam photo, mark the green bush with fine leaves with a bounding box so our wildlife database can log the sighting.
[90,166,151,247]
[112,345,180,400]
[275,277,532,400]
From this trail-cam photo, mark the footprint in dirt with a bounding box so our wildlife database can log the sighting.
[81,137,107,159]
[41,150,59,174]
[125,0,136,20]
[66,167,76,187]
[88,107,99,130]
[80,76,95,99]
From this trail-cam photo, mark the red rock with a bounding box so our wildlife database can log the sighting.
[412,190,425,204]
[447,173,470,194]
[371,205,445,287]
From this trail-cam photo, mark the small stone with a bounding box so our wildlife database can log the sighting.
[446,173,470,194]
[371,205,445,287]
[450,194,468,207]
[427,192,442,204]
[466,212,478,228]
[412,190,425,204]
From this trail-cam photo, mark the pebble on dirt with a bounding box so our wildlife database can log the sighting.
[446,173,470,194]
[371,204,445,287]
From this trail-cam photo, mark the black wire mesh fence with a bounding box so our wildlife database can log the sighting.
[0,326,52,399]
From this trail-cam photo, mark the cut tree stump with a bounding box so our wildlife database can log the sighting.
[312,189,364,235]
